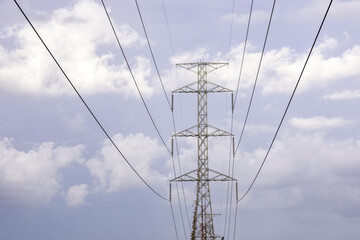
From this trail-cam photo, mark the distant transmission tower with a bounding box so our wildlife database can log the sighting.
[171,61,237,240]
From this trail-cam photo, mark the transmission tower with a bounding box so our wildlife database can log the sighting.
[171,61,237,240]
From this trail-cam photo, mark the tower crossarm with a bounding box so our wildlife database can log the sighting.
[173,125,233,137]
[176,62,228,74]
[170,168,237,182]
[173,81,232,94]
[206,81,232,93]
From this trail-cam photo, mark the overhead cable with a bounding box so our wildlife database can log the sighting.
[227,0,236,61]
[135,0,191,232]
[232,202,239,240]
[134,0,172,109]
[161,0,192,231]
[237,0,334,202]
[162,0,176,56]
[234,0,276,154]
[101,0,171,155]
[170,199,180,240]
[233,0,254,108]
[223,0,255,237]
[13,0,169,202]
[172,113,192,233]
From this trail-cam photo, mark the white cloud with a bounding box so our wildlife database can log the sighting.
[86,133,168,192]
[168,36,360,96]
[0,132,170,207]
[236,132,360,217]
[221,10,269,25]
[170,48,209,65]
[260,41,360,94]
[62,112,86,132]
[290,0,360,22]
[324,89,360,100]
[0,138,84,207]
[205,36,360,95]
[235,123,276,136]
[288,116,356,130]
[66,184,88,207]
[0,0,152,97]
[159,122,360,219]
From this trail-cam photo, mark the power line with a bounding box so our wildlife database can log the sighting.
[101,0,171,155]
[232,201,239,240]
[233,0,254,108]
[12,0,168,202]
[223,0,255,237]
[170,154,189,238]
[161,0,192,231]
[237,0,333,203]
[227,0,236,61]
[135,0,191,233]
[162,0,176,57]
[172,113,192,233]
[234,0,276,154]
[170,198,180,240]
[134,0,172,110]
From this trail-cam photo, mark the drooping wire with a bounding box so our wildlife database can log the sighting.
[233,0,254,108]
[12,0,169,202]
[237,0,334,202]
[162,0,176,57]
[221,0,236,233]
[170,140,189,238]
[227,0,236,61]
[234,0,276,154]
[135,0,191,234]
[223,0,255,237]
[232,201,239,240]
[229,0,276,237]
[225,156,237,240]
[162,0,192,232]
[172,114,192,235]
[134,0,171,109]
[170,198,180,240]
[101,0,171,155]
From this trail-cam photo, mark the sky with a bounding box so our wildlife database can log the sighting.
[0,0,359,240]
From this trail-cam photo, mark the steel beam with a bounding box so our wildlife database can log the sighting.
[172,61,236,240]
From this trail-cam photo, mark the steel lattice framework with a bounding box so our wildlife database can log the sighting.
[171,61,236,240]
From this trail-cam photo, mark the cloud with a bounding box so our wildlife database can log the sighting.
[86,133,168,192]
[200,36,360,95]
[259,40,360,94]
[170,48,209,65]
[167,36,360,97]
[288,116,356,130]
[0,132,169,207]
[0,138,84,207]
[221,10,269,25]
[166,35,360,97]
[66,184,89,207]
[0,0,152,97]
[236,132,360,217]
[324,89,360,100]
[290,0,360,22]
[235,123,276,136]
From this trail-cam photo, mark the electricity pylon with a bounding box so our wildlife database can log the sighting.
[170,61,237,240]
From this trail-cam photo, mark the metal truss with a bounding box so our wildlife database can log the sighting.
[170,168,237,182]
[171,61,237,240]
[173,124,233,138]
[173,81,232,94]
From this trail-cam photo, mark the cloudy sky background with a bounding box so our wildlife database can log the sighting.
[0,0,359,239]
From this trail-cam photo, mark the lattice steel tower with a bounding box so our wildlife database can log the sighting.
[171,61,236,240]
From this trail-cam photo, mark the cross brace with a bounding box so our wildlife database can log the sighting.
[173,125,233,138]
[170,168,237,182]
